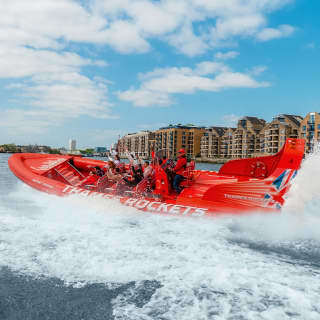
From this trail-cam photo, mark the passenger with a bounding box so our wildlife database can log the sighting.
[102,161,110,173]
[106,161,122,182]
[143,161,153,179]
[112,154,126,173]
[172,148,187,194]
[125,150,136,166]
[114,154,121,167]
[123,162,143,187]
[93,166,104,177]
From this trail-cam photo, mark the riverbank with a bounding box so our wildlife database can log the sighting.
[195,157,229,164]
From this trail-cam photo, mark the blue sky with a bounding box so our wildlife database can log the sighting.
[0,0,319,148]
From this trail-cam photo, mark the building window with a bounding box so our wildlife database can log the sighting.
[310,113,315,123]
[303,125,306,131]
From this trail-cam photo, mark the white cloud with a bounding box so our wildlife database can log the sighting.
[0,0,296,56]
[194,62,229,75]
[0,0,296,138]
[250,65,268,76]
[0,46,95,79]
[23,78,111,119]
[166,22,209,56]
[101,20,150,54]
[0,0,117,137]
[0,109,53,136]
[257,24,295,41]
[118,61,270,107]
[0,46,113,132]
[126,1,182,36]
[221,114,242,126]
[212,14,266,41]
[0,0,108,47]
[215,51,239,60]
[119,88,172,107]
[95,0,296,54]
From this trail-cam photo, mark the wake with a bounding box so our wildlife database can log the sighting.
[1,150,320,319]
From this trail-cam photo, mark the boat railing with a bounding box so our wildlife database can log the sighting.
[68,161,85,178]
[54,168,75,186]
[53,161,83,186]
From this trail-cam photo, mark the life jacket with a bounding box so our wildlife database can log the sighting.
[174,156,187,175]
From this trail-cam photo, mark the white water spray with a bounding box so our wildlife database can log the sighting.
[284,142,320,213]
[224,145,320,243]
[1,153,320,319]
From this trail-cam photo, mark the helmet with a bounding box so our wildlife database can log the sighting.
[178,148,185,154]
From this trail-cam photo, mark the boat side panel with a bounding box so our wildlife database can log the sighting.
[218,152,282,178]
[218,139,304,178]
[8,138,305,216]
[73,157,108,172]
[8,154,71,195]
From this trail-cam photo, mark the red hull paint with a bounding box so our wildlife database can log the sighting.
[8,139,305,218]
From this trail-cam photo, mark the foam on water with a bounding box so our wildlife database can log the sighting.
[284,143,320,213]
[1,153,320,319]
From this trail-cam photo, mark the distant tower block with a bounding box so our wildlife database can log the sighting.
[69,139,76,152]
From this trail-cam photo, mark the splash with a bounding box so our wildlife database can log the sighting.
[224,145,320,244]
[1,162,320,318]
[284,142,320,214]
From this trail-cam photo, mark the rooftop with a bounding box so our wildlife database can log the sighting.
[159,124,206,130]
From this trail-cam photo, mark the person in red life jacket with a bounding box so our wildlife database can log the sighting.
[172,148,187,194]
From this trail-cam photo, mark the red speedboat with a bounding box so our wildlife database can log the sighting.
[8,139,305,217]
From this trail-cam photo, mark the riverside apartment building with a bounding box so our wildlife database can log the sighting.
[200,127,228,159]
[261,114,302,155]
[116,112,319,161]
[155,124,206,159]
[117,131,155,159]
[231,117,266,158]
[299,112,320,153]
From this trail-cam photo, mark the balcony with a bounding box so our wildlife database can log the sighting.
[308,125,315,131]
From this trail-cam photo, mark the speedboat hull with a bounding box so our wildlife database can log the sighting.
[8,139,305,217]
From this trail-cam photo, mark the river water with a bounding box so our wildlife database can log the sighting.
[1,153,320,319]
